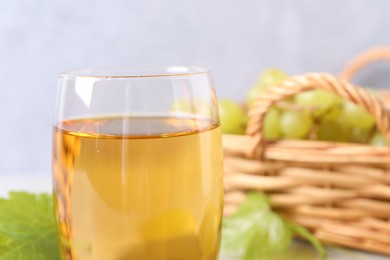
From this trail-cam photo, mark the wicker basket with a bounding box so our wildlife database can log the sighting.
[340,46,390,107]
[340,46,390,82]
[222,72,390,255]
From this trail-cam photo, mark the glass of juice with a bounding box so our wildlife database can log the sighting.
[52,67,224,259]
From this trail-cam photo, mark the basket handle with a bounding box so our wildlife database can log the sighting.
[340,46,390,81]
[246,73,390,160]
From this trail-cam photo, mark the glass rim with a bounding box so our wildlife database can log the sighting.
[59,66,211,79]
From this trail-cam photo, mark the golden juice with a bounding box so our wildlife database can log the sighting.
[52,116,224,260]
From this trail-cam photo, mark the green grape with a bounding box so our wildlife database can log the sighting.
[218,99,247,135]
[258,68,288,89]
[246,85,263,107]
[171,100,191,112]
[349,127,371,143]
[280,110,312,139]
[246,68,288,107]
[171,99,210,116]
[316,118,349,142]
[322,106,343,121]
[264,107,281,140]
[370,132,388,146]
[294,90,342,118]
[342,101,375,130]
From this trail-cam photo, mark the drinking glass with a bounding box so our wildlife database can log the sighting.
[52,67,224,259]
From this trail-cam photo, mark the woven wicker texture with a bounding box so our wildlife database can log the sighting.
[223,72,390,255]
[340,46,390,109]
[340,46,390,82]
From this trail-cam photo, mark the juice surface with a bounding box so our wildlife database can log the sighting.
[53,116,224,260]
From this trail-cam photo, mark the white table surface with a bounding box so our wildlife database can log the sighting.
[0,172,388,260]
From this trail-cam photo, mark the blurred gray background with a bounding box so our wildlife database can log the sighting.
[1,0,390,175]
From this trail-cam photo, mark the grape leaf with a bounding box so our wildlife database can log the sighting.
[221,192,326,260]
[287,222,326,260]
[0,192,61,259]
[221,192,293,260]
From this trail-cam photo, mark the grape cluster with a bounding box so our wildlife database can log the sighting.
[218,69,388,146]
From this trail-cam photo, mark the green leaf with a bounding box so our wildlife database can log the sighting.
[0,192,61,259]
[221,192,293,260]
[288,223,326,260]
